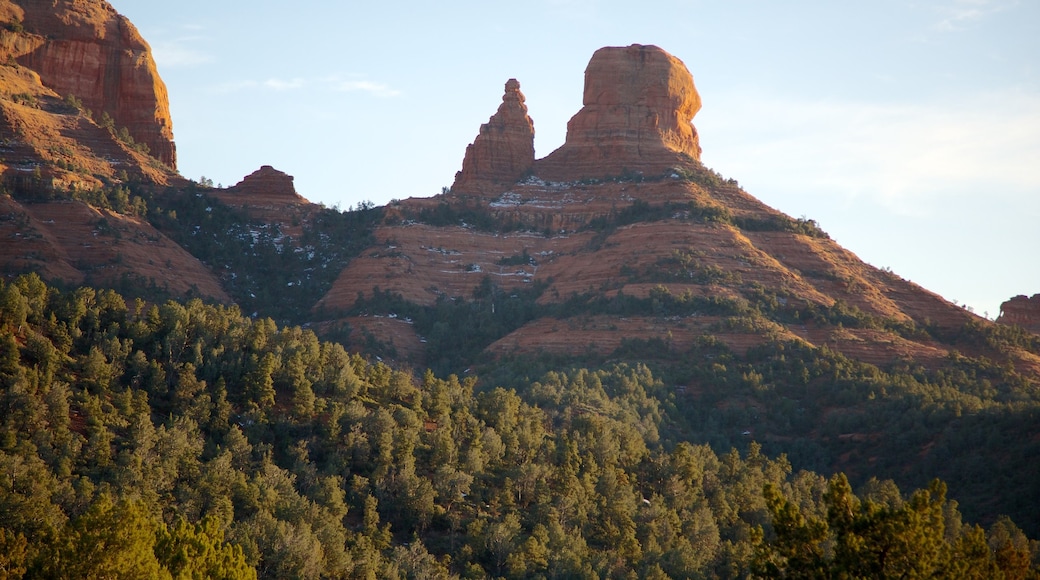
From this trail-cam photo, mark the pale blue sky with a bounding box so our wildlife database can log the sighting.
[114,0,1039,319]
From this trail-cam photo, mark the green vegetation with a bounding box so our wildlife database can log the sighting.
[345,277,1040,540]
[149,184,381,324]
[3,18,24,33]
[88,111,150,154]
[497,249,534,267]
[353,279,546,376]
[582,196,828,239]
[2,274,1034,578]
[753,474,1037,578]
[621,249,743,285]
[62,93,84,113]
[69,184,149,216]
[396,201,525,233]
[10,93,38,108]
[1,155,1037,576]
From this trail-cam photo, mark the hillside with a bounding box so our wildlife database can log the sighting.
[0,275,1036,578]
[298,45,1040,534]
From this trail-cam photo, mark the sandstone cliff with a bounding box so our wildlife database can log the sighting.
[227,165,304,202]
[452,78,535,194]
[999,294,1040,334]
[535,44,701,181]
[2,0,176,168]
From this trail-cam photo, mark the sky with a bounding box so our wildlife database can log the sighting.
[114,0,1040,319]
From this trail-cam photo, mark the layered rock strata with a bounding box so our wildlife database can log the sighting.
[6,0,177,168]
[208,166,315,243]
[998,294,1040,334]
[535,44,701,181]
[228,165,302,200]
[452,78,535,193]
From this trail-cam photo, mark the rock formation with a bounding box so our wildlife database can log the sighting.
[535,44,701,181]
[5,0,177,168]
[998,294,1040,334]
[452,78,535,193]
[318,44,1013,375]
[229,165,302,200]
[210,166,316,242]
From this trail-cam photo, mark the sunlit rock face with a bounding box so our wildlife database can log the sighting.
[535,44,702,181]
[452,78,536,194]
[998,294,1040,334]
[10,0,177,168]
[230,165,301,200]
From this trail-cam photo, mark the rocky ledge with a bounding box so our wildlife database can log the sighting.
[998,294,1040,334]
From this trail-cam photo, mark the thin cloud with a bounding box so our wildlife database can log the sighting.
[211,76,399,97]
[934,0,1018,31]
[335,80,402,98]
[212,80,259,94]
[152,38,213,68]
[700,88,1040,216]
[264,78,306,91]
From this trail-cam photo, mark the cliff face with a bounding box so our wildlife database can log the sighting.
[0,1,223,302]
[5,0,176,168]
[999,294,1040,334]
[535,44,701,181]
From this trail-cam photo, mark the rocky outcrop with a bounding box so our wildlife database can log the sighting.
[535,44,701,181]
[998,294,1040,334]
[229,165,302,200]
[7,0,176,168]
[452,79,535,193]
[209,166,315,242]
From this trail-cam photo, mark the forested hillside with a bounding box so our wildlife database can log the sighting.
[1,274,1036,578]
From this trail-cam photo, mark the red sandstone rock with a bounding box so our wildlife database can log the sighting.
[316,41,1003,371]
[535,44,701,181]
[452,78,535,193]
[998,294,1040,334]
[8,0,177,168]
[0,196,229,302]
[209,166,315,243]
[229,165,303,200]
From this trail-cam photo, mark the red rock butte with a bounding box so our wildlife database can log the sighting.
[453,45,702,190]
[536,44,702,181]
[4,0,177,168]
[229,165,302,200]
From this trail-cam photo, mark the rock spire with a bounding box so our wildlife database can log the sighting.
[452,78,535,193]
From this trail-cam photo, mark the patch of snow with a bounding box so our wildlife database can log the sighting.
[490,191,523,208]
